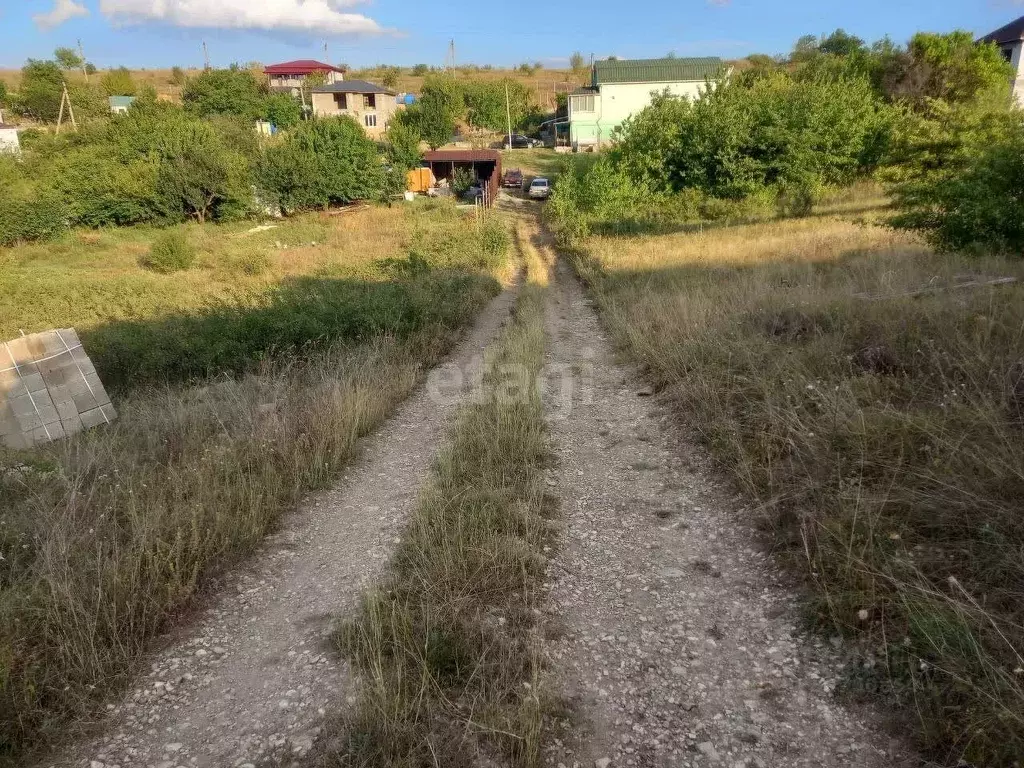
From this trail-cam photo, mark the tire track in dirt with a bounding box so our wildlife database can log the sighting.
[43,283,519,768]
[535,226,917,768]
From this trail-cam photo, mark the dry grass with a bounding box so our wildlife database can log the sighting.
[571,210,1024,764]
[0,203,510,763]
[308,218,555,767]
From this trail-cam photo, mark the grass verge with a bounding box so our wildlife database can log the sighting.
[557,210,1024,764]
[0,206,511,763]
[310,220,554,767]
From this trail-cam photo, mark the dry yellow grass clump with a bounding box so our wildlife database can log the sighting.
[574,211,1024,764]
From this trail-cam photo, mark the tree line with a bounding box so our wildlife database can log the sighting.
[553,29,1024,256]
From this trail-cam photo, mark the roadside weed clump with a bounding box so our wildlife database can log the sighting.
[319,221,554,767]
[567,211,1024,763]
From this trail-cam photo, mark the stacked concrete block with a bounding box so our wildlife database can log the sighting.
[0,328,116,449]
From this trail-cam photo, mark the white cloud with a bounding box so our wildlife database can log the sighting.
[99,0,384,35]
[34,0,90,30]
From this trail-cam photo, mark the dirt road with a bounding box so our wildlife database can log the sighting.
[534,222,915,768]
[45,284,518,768]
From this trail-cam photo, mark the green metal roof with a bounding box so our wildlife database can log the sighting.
[593,57,724,85]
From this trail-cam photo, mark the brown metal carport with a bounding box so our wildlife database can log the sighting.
[423,149,502,207]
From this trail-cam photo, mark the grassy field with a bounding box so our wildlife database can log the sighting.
[0,202,511,390]
[0,201,511,762]
[309,217,554,767]
[565,209,1024,763]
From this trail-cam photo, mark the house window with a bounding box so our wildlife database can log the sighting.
[571,94,595,113]
[364,93,377,110]
[334,93,348,110]
[365,114,377,128]
[1002,46,1014,63]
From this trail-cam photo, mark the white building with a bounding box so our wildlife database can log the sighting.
[568,57,724,149]
[979,16,1024,105]
[0,123,21,155]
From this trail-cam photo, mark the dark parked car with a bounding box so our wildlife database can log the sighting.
[503,168,524,188]
[502,134,542,149]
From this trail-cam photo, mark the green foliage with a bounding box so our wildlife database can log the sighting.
[17,59,64,122]
[464,79,532,131]
[100,66,137,96]
[450,166,474,195]
[906,32,1013,104]
[380,66,401,89]
[570,51,586,74]
[0,187,68,246]
[817,28,865,57]
[412,64,430,76]
[256,117,388,212]
[613,74,889,201]
[384,120,423,171]
[182,66,269,121]
[263,92,301,128]
[142,230,195,273]
[84,62,97,76]
[170,66,186,86]
[0,81,7,108]
[53,46,83,70]
[888,105,1024,255]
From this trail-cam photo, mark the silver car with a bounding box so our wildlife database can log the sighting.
[528,177,550,200]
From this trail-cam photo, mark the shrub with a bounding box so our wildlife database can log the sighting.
[256,117,388,212]
[182,67,269,121]
[451,166,474,195]
[0,188,68,246]
[890,117,1024,255]
[263,92,301,129]
[412,64,430,76]
[142,230,195,273]
[100,66,137,96]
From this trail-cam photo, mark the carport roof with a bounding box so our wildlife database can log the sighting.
[423,149,501,163]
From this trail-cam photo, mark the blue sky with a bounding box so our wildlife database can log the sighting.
[2,0,1023,71]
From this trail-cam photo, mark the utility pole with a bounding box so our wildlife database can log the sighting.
[77,39,88,83]
[202,40,210,70]
[323,40,329,63]
[505,81,513,152]
[445,39,456,71]
[55,81,77,135]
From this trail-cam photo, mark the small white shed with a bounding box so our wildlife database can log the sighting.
[0,124,21,155]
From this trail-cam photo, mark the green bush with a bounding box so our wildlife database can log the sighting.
[0,188,68,246]
[141,230,196,273]
[890,115,1024,255]
[100,66,137,97]
[256,117,388,212]
[182,66,269,121]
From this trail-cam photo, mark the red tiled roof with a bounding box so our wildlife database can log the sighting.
[264,60,345,75]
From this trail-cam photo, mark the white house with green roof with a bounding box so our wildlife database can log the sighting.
[568,57,724,149]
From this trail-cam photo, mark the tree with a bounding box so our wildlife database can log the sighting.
[464,79,532,131]
[414,96,457,149]
[54,47,83,71]
[412,64,429,76]
[905,31,1013,104]
[791,34,819,63]
[384,120,422,171]
[0,81,7,109]
[100,67,137,96]
[570,51,586,75]
[256,117,389,211]
[170,66,186,86]
[263,93,301,129]
[818,29,865,57]
[380,66,401,90]
[182,67,269,121]
[84,62,97,76]
[17,59,65,122]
